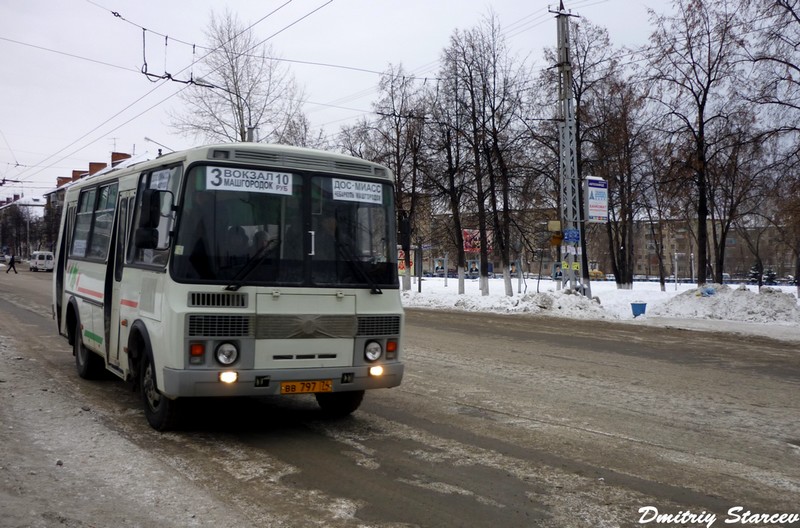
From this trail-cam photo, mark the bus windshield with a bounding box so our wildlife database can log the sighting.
[170,165,398,289]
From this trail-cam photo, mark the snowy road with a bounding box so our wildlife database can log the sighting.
[1,271,798,527]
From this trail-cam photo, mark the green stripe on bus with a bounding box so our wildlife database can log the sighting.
[84,330,103,344]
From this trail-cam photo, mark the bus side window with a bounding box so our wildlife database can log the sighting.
[129,173,176,267]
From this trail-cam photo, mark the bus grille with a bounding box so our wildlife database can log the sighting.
[186,314,399,339]
[255,315,356,339]
[357,315,401,336]
[188,292,248,308]
[188,315,253,337]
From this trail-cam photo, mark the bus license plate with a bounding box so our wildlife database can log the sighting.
[280,380,333,394]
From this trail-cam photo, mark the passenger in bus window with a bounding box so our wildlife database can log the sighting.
[226,225,249,266]
[251,230,270,256]
[314,216,339,261]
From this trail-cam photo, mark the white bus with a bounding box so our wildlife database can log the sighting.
[53,143,404,430]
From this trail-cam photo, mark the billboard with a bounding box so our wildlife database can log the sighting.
[462,229,493,253]
[585,177,608,223]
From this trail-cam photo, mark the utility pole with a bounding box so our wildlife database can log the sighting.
[552,1,590,297]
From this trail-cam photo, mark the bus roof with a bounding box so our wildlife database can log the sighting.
[71,143,394,189]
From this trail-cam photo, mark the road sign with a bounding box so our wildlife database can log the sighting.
[563,229,580,243]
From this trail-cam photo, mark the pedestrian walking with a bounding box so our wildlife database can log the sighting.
[6,254,17,274]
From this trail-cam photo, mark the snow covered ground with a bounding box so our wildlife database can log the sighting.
[401,276,800,343]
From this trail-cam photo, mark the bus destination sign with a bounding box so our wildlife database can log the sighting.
[206,166,293,195]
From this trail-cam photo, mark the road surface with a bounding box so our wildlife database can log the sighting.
[1,268,798,527]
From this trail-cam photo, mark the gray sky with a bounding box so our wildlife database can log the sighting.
[0,0,670,199]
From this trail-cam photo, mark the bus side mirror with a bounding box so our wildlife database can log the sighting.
[139,189,170,229]
[134,227,159,249]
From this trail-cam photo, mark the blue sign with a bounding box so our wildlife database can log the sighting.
[563,229,580,243]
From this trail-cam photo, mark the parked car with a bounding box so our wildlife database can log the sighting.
[588,269,605,280]
[0,254,6,264]
[29,251,54,272]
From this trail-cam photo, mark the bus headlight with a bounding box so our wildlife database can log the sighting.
[364,341,382,362]
[215,342,239,366]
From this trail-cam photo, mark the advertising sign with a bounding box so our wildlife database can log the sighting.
[585,177,608,223]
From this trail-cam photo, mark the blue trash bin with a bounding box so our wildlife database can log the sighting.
[631,302,647,317]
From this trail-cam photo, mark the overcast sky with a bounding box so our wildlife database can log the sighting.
[0,0,672,199]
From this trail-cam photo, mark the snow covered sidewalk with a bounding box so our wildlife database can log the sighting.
[401,278,800,343]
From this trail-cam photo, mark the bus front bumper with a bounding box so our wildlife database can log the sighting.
[160,363,404,398]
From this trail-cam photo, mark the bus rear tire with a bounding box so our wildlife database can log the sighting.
[315,390,364,418]
[140,349,179,431]
[74,321,105,380]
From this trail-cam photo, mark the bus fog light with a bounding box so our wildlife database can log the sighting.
[219,371,238,383]
[369,366,384,377]
[364,341,382,362]
[215,342,239,365]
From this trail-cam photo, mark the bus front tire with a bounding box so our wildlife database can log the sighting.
[315,390,364,418]
[74,322,105,380]
[140,350,179,431]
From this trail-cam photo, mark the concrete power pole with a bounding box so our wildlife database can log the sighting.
[552,2,590,297]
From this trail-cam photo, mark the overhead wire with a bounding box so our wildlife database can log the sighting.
[7,0,313,188]
[6,0,763,191]
[0,36,140,74]
[312,0,609,131]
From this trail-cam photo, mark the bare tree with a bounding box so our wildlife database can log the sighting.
[586,71,651,289]
[468,14,529,296]
[706,115,772,284]
[439,13,532,296]
[645,0,746,285]
[171,9,306,144]
[773,167,800,294]
[742,0,800,292]
[369,65,427,291]
[639,137,686,290]
[425,66,472,293]
[338,117,385,162]
[745,0,800,142]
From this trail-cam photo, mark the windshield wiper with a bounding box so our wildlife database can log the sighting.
[224,239,279,291]
[335,240,382,294]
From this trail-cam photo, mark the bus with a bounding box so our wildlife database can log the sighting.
[53,143,404,430]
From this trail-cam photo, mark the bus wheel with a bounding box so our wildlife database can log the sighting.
[140,350,179,431]
[315,390,364,418]
[74,321,104,380]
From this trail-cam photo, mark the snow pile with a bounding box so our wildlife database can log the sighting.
[402,287,612,319]
[648,284,800,324]
[401,277,800,323]
[400,277,800,341]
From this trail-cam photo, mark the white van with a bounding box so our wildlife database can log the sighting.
[30,251,54,272]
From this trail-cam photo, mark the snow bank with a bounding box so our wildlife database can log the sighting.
[401,278,800,325]
[648,284,800,324]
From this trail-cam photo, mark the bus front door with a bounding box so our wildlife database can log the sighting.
[106,195,130,371]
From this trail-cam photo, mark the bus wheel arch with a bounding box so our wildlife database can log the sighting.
[126,322,149,381]
[71,306,105,380]
[128,321,179,431]
[65,298,79,347]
